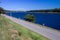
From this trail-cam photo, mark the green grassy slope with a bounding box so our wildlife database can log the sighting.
[0,16,49,40]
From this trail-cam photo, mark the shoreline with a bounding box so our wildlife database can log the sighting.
[26,12,60,14]
[2,14,60,40]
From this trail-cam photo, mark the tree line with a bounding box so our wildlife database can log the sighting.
[27,8,60,13]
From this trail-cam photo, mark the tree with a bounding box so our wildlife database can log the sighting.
[24,14,35,22]
[0,7,5,14]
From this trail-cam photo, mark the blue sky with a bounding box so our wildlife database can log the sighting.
[0,0,60,11]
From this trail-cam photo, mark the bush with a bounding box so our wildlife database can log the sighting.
[24,14,35,22]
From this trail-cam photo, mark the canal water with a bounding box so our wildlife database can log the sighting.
[6,12,60,30]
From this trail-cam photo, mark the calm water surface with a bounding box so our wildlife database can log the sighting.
[6,12,60,30]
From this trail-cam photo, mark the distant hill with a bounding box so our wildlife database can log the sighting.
[1,7,60,13]
[27,8,60,13]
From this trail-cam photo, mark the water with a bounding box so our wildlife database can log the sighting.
[6,12,60,30]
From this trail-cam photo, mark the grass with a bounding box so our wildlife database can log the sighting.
[0,15,49,40]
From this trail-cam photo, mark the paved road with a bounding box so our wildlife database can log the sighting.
[2,14,60,40]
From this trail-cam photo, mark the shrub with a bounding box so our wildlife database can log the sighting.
[24,14,35,22]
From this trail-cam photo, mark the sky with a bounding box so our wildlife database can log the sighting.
[0,0,60,11]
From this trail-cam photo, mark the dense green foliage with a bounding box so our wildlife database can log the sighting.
[24,14,35,22]
[0,7,5,14]
[27,8,60,13]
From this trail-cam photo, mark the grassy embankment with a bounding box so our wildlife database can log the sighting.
[0,15,49,40]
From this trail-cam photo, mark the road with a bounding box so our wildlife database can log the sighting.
[2,14,60,40]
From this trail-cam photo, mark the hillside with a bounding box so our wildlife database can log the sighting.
[27,8,60,13]
[0,15,49,40]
